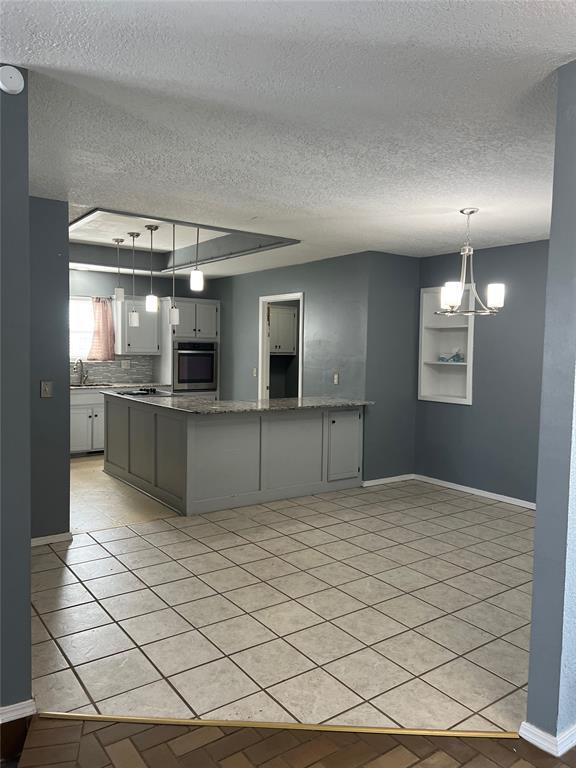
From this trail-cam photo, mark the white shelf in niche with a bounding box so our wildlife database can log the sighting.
[419,286,475,405]
[424,361,467,366]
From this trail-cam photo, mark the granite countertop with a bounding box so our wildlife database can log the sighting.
[102,391,372,414]
[71,382,165,390]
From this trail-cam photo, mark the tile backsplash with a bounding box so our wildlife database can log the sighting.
[69,356,156,386]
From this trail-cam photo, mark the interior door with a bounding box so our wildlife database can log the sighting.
[196,304,218,339]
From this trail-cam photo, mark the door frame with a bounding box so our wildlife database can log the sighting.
[258,292,304,400]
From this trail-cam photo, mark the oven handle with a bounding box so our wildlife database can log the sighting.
[176,350,216,355]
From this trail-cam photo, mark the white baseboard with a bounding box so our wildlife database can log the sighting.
[413,475,535,509]
[520,720,576,757]
[362,473,534,510]
[32,532,72,547]
[363,474,415,487]
[0,698,36,724]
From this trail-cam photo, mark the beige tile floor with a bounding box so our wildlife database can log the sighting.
[32,465,533,731]
[70,456,177,531]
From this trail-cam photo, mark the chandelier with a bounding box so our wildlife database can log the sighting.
[436,208,505,316]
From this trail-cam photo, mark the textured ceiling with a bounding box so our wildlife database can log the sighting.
[1,1,576,275]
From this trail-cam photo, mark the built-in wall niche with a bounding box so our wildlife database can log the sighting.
[418,286,475,405]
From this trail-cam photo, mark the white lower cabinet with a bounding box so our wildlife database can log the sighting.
[70,406,94,453]
[92,405,105,451]
[70,393,106,453]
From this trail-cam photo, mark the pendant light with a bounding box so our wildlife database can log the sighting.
[145,224,159,312]
[436,208,505,316]
[169,223,180,325]
[113,238,125,301]
[127,231,141,327]
[190,226,204,292]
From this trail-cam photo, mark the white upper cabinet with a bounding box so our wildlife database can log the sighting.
[270,305,297,354]
[195,302,218,339]
[114,297,160,355]
[162,298,219,341]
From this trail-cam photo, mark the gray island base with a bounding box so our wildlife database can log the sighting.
[103,394,371,515]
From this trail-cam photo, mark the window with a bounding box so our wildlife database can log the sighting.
[69,297,94,360]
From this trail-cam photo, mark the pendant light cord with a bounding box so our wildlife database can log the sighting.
[195,226,199,271]
[172,223,176,304]
[127,232,140,308]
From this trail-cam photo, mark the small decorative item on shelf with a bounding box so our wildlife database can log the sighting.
[439,347,465,363]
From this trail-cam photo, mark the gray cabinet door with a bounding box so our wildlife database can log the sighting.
[327,409,361,481]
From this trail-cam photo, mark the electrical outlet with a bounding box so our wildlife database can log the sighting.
[40,381,53,398]
[121,359,131,370]
[333,372,340,385]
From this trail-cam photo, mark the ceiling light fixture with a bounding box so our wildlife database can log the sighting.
[145,224,159,312]
[190,227,204,292]
[113,238,125,301]
[169,223,180,326]
[436,208,505,316]
[127,231,141,327]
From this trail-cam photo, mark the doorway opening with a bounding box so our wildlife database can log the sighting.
[258,292,303,400]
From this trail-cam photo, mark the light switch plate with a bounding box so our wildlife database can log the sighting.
[333,372,340,385]
[121,359,131,369]
[40,381,54,398]
[252,367,258,377]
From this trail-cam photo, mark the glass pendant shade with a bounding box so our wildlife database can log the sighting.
[128,309,140,327]
[145,294,159,313]
[487,283,505,309]
[440,281,463,310]
[190,269,204,292]
[114,286,125,302]
[169,305,180,325]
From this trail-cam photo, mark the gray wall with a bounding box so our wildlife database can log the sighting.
[212,253,371,402]
[527,60,576,738]
[211,251,421,481]
[364,252,419,480]
[416,240,548,502]
[0,66,32,709]
[31,197,70,538]
[69,267,205,299]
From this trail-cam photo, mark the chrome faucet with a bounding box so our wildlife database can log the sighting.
[73,359,89,385]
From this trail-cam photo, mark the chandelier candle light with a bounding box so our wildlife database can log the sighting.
[190,226,204,292]
[437,208,505,316]
[169,223,180,325]
[113,238,125,301]
[127,231,141,327]
[145,224,159,312]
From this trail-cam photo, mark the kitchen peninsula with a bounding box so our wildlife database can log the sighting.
[103,393,370,514]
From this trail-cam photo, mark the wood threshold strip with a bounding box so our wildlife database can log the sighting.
[38,711,519,740]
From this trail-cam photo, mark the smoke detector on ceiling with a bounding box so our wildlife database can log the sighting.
[0,66,24,95]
